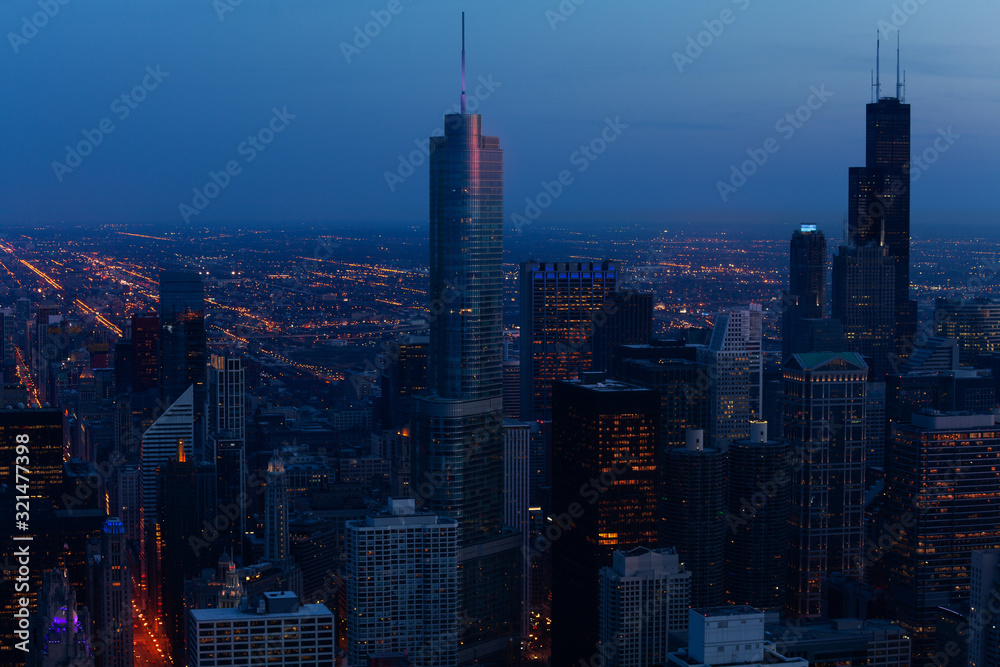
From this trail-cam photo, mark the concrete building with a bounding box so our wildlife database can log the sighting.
[667,606,807,667]
[186,592,335,667]
[598,547,691,667]
[345,499,458,667]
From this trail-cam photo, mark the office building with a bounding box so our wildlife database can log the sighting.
[502,358,520,419]
[88,518,133,667]
[847,60,915,358]
[970,549,1000,667]
[207,353,245,442]
[345,499,458,667]
[519,260,618,421]
[886,411,1000,660]
[131,312,159,394]
[598,547,691,667]
[591,290,654,374]
[158,271,206,457]
[726,421,789,611]
[619,357,709,451]
[901,336,959,373]
[664,429,727,608]
[412,51,520,663]
[667,606,808,667]
[504,419,532,639]
[216,439,248,563]
[936,298,1000,365]
[265,450,291,570]
[865,382,886,470]
[832,244,896,379]
[698,304,763,448]
[783,225,827,360]
[30,568,94,667]
[186,593,335,667]
[783,352,867,617]
[0,407,63,509]
[551,376,659,666]
[885,369,995,445]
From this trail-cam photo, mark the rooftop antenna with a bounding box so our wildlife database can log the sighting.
[896,30,903,101]
[875,31,881,100]
[460,12,466,114]
[901,69,906,103]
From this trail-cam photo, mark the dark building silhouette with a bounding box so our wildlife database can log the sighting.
[885,411,1000,662]
[0,407,64,509]
[551,377,658,667]
[411,84,520,663]
[591,290,653,374]
[519,260,617,421]
[783,352,867,618]
[935,298,1000,365]
[131,312,159,394]
[663,428,727,609]
[832,244,896,379]
[726,421,790,611]
[158,270,206,457]
[782,225,827,360]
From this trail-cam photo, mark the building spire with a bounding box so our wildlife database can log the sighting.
[896,32,901,99]
[875,31,881,100]
[460,12,466,114]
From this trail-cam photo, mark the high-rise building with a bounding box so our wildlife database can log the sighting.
[698,304,763,448]
[591,290,654,375]
[886,411,1000,660]
[187,593,335,667]
[0,307,15,372]
[381,335,428,430]
[519,260,618,421]
[935,298,1000,365]
[207,353,244,443]
[783,352,867,617]
[663,429,727,608]
[504,419,532,639]
[502,358,520,419]
[265,451,290,570]
[551,376,658,666]
[158,271,206,457]
[832,243,896,379]
[885,369,995,443]
[0,407,64,509]
[88,517,133,667]
[726,421,789,611]
[30,568,94,667]
[765,618,911,667]
[598,547,691,667]
[412,35,520,662]
[216,439,247,563]
[901,336,959,373]
[131,312,159,394]
[970,549,1000,667]
[847,51,915,358]
[346,498,458,667]
[865,382,887,470]
[783,225,827,360]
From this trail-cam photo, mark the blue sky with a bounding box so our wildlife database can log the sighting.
[1,0,997,235]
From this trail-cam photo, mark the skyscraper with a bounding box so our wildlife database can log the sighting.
[598,547,691,667]
[519,260,618,421]
[726,421,789,611]
[131,312,159,394]
[886,411,1000,660]
[935,298,1000,365]
[551,376,659,666]
[782,225,827,360]
[504,419,532,639]
[158,270,206,456]
[832,243,896,379]
[846,40,915,360]
[346,498,459,667]
[591,290,654,374]
[663,429,727,609]
[783,352,867,618]
[88,517,134,667]
[970,549,1000,667]
[207,353,244,443]
[0,407,63,509]
[698,304,763,448]
[412,20,520,662]
[265,451,290,570]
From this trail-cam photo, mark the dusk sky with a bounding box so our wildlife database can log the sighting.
[2,0,998,235]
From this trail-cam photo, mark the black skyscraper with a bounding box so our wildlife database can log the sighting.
[846,38,915,358]
[158,271,206,455]
[782,225,827,360]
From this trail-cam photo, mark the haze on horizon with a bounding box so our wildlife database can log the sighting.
[1,0,998,236]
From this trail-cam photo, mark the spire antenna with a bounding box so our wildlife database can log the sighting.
[460,12,466,114]
[875,32,881,100]
[896,30,903,101]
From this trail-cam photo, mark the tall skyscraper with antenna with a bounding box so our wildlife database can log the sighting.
[842,34,914,374]
[412,13,520,664]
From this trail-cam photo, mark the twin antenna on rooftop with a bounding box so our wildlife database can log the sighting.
[872,31,906,103]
